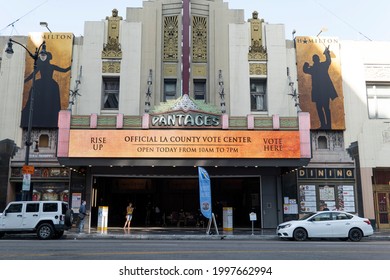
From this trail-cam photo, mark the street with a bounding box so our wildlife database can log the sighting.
[1,238,390,260]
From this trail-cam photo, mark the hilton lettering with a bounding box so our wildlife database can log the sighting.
[43,34,73,40]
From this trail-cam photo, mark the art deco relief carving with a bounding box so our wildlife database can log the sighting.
[102,61,121,73]
[26,129,57,151]
[192,16,207,63]
[163,16,179,62]
[102,9,123,59]
[383,128,390,144]
[365,64,390,81]
[311,131,344,150]
[250,63,267,75]
[163,64,178,77]
[248,11,267,61]
[193,65,207,77]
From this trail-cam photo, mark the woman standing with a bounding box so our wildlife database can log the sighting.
[123,203,134,229]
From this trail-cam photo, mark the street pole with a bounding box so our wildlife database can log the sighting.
[5,38,47,201]
[21,58,37,201]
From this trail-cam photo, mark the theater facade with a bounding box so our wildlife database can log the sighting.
[3,0,389,230]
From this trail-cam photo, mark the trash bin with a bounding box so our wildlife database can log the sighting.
[369,219,376,231]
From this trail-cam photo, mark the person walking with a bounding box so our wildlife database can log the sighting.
[78,200,87,233]
[124,202,134,229]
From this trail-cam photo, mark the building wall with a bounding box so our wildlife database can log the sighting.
[0,36,26,147]
[340,41,390,220]
[341,41,390,169]
[265,24,291,116]
[228,23,250,116]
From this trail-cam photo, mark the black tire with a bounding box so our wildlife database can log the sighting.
[348,228,363,242]
[293,228,308,241]
[37,223,54,240]
[65,209,74,228]
[53,231,64,239]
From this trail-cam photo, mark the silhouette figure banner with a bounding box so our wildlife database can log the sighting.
[295,36,345,130]
[21,32,73,128]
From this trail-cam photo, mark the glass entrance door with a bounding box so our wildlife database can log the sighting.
[376,191,390,229]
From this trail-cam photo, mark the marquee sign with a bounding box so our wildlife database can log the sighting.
[68,130,301,159]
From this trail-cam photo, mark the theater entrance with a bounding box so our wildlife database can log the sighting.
[90,176,262,228]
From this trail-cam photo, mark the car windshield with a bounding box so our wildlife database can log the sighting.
[299,213,316,220]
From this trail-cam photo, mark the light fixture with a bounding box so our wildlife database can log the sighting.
[5,39,47,61]
[316,27,328,37]
[5,40,14,58]
[40,22,52,33]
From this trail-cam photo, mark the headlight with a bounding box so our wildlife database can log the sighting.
[278,223,292,229]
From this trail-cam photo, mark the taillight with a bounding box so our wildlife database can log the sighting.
[364,219,371,225]
[60,215,65,221]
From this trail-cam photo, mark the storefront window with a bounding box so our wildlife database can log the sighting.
[33,183,69,202]
[299,184,355,213]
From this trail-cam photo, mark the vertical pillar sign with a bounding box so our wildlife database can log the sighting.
[22,165,34,191]
[198,167,212,219]
[22,174,31,191]
[97,206,109,232]
[223,207,233,231]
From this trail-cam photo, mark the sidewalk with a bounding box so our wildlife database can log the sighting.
[65,227,390,240]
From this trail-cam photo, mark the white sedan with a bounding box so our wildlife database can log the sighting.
[276,211,374,242]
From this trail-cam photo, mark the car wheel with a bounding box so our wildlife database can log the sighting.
[53,231,64,239]
[65,209,74,228]
[293,228,308,241]
[348,228,363,242]
[37,223,54,240]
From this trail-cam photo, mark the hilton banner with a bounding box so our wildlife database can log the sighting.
[21,32,73,128]
[295,36,345,130]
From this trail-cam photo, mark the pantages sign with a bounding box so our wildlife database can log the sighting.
[150,110,221,129]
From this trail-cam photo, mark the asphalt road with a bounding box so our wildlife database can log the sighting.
[1,238,390,260]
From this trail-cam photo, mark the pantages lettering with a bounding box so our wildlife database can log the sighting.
[151,112,220,128]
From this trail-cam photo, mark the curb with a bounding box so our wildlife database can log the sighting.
[65,233,390,241]
[65,233,279,240]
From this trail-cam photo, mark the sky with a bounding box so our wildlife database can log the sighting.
[1,0,390,41]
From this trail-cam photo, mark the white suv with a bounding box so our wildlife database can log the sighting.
[0,201,73,240]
